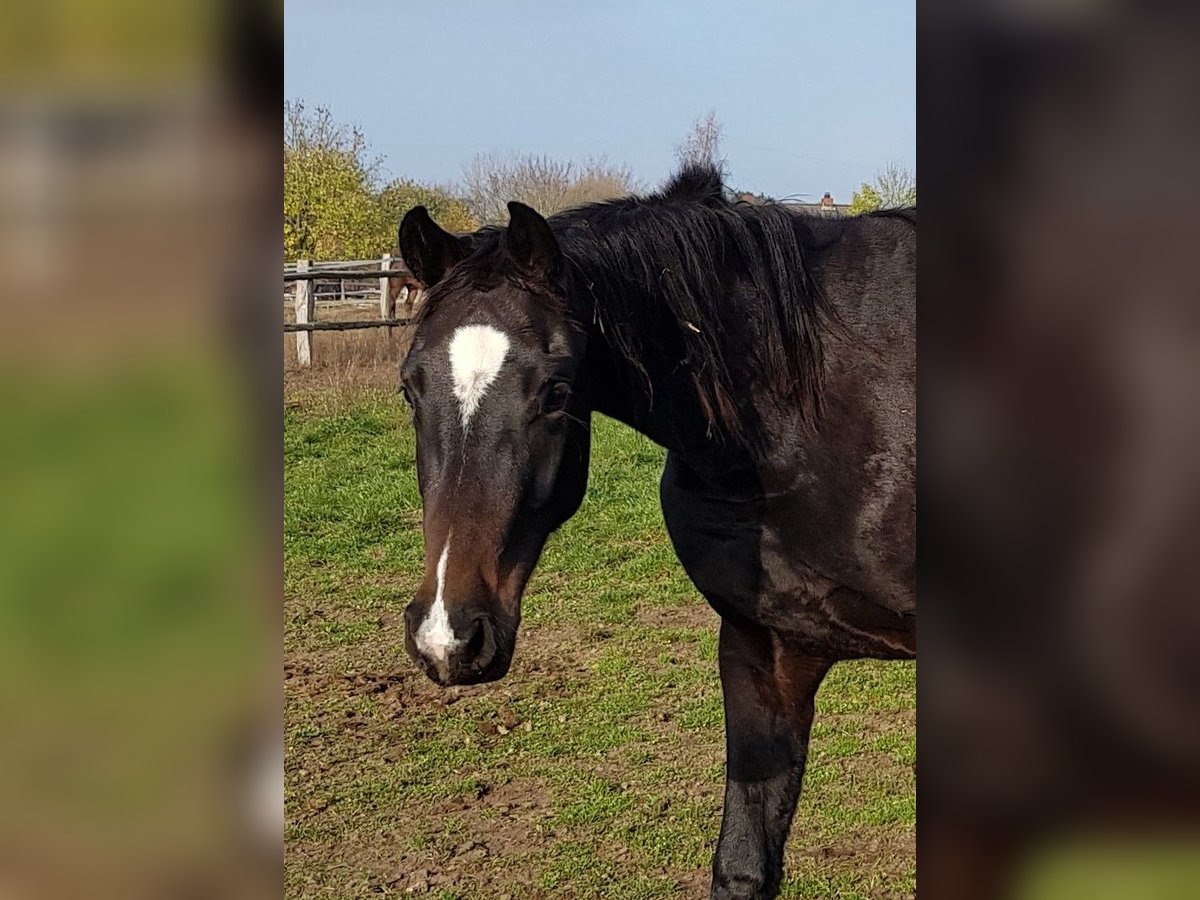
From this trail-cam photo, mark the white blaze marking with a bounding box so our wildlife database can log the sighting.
[415,539,462,662]
[448,324,510,429]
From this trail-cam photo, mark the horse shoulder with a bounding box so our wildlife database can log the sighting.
[658,453,765,620]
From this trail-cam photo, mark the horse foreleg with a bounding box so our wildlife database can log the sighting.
[711,617,831,900]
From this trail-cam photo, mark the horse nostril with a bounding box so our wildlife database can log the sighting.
[465,619,486,657]
[466,617,497,672]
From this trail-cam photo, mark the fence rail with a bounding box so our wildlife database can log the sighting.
[284,257,391,273]
[285,255,423,366]
[285,319,412,333]
[284,267,414,282]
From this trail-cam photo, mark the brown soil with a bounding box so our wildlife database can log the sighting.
[286,609,915,898]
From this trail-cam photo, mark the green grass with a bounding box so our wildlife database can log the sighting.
[285,390,915,898]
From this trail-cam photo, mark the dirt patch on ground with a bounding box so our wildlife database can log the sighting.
[636,600,718,631]
[325,776,558,898]
[288,612,914,896]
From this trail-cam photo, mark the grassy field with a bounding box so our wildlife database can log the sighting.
[284,387,915,899]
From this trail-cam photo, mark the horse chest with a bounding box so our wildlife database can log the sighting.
[658,454,764,616]
[660,452,915,657]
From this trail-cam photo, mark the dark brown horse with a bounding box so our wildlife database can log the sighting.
[397,164,915,899]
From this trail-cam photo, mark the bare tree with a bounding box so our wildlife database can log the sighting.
[284,100,381,180]
[675,110,725,168]
[874,161,917,208]
[461,152,636,224]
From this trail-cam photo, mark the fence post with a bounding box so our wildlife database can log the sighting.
[294,259,313,366]
[379,254,395,324]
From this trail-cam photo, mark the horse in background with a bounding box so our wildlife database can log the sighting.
[384,261,424,317]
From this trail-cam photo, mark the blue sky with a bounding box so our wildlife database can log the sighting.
[285,1,914,203]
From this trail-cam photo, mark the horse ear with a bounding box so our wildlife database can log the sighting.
[503,201,562,283]
[398,206,470,288]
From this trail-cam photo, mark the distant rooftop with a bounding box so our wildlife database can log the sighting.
[734,189,850,215]
[786,199,851,215]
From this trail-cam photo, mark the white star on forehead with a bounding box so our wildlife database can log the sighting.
[448,324,511,429]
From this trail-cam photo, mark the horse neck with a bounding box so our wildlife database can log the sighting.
[579,323,756,482]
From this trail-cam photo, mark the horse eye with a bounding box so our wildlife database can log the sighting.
[539,381,571,416]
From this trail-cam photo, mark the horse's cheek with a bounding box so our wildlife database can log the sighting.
[529,437,563,509]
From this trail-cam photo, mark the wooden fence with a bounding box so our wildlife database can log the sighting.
[284,256,423,366]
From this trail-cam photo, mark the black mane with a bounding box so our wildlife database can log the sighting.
[552,163,833,446]
[659,161,726,204]
[425,163,837,450]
